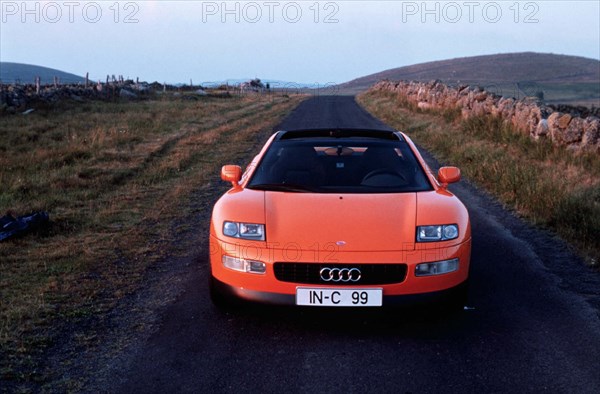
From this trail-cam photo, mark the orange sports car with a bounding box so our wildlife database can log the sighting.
[209,128,471,309]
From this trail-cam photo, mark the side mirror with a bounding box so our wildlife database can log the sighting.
[221,165,242,188]
[438,166,461,188]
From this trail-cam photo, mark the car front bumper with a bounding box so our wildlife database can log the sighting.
[210,275,469,307]
[209,235,471,306]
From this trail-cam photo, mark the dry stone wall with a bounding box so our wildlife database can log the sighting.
[370,80,599,153]
[0,82,147,114]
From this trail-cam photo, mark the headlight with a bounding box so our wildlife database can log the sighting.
[223,221,265,241]
[415,258,459,276]
[416,224,458,242]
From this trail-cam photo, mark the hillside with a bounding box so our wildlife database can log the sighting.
[0,62,85,84]
[338,53,600,105]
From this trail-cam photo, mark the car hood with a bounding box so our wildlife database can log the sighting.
[265,192,416,252]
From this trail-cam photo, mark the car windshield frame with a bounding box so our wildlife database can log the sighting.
[247,134,434,194]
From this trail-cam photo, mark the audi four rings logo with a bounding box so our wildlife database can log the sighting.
[319,267,362,282]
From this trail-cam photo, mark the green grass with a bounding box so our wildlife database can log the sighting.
[538,82,600,106]
[0,93,306,386]
[358,89,600,266]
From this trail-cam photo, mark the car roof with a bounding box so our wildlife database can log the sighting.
[275,128,405,142]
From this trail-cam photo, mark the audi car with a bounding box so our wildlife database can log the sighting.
[209,128,471,309]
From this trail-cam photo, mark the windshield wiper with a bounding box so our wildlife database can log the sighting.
[248,183,315,193]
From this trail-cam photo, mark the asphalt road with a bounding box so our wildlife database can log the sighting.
[110,96,600,393]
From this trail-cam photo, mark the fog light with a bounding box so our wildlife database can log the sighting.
[415,258,459,276]
[222,255,266,274]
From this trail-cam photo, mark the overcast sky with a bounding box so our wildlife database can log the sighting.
[1,0,599,84]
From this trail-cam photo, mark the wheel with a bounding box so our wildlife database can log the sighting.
[361,169,406,186]
[362,168,403,180]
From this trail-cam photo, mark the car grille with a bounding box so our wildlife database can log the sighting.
[273,263,407,285]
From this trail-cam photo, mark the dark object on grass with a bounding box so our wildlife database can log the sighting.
[0,212,49,242]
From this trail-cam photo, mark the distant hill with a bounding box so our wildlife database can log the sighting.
[338,53,600,105]
[200,78,315,89]
[0,62,85,84]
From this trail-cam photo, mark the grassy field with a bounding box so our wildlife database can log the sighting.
[0,93,305,383]
[338,53,600,100]
[537,82,600,107]
[358,90,600,266]
[456,82,600,107]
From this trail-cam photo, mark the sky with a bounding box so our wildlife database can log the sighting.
[1,0,599,84]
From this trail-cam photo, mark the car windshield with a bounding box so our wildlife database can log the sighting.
[247,138,433,193]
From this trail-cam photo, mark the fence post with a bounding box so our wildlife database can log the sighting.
[85,72,89,88]
[35,76,40,94]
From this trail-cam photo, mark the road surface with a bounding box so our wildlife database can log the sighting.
[101,96,600,393]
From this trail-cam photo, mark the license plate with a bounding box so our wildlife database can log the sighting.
[296,288,382,307]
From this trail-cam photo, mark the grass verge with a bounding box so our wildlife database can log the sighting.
[357,89,600,266]
[0,93,306,386]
